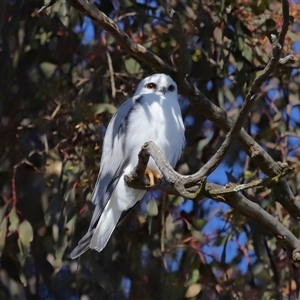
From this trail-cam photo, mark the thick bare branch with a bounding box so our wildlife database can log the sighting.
[125,142,292,198]
[124,142,300,257]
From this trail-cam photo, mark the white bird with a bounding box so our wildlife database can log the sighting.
[70,73,185,258]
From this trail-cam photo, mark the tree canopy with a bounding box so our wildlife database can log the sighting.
[0,0,300,299]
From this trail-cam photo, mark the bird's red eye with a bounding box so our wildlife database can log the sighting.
[168,84,175,91]
[146,83,156,89]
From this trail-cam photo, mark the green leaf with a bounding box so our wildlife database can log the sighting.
[257,0,269,11]
[0,218,7,255]
[0,204,7,224]
[253,261,265,275]
[17,238,26,266]
[221,235,230,264]
[40,62,56,78]
[54,234,68,267]
[236,61,244,72]
[52,224,59,242]
[187,269,200,285]
[8,206,19,232]
[147,200,158,216]
[192,218,206,230]
[90,103,117,115]
[124,58,141,74]
[186,220,205,242]
[19,220,34,249]
[244,170,253,180]
[143,23,152,33]
[243,47,253,61]
[165,213,175,241]
[170,195,184,206]
[57,1,69,27]
[152,248,162,257]
[191,229,205,242]
[66,188,75,202]
[65,214,78,236]
[223,86,236,103]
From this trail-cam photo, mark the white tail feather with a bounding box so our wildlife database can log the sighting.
[90,199,122,252]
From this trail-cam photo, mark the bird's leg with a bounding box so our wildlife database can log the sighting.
[145,168,160,186]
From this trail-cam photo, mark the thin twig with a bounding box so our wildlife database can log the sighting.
[208,165,293,196]
[11,149,46,204]
[51,103,61,119]
[160,193,166,253]
[12,167,17,205]
[37,0,58,14]
[106,50,116,99]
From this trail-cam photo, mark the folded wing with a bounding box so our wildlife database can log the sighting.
[70,95,142,259]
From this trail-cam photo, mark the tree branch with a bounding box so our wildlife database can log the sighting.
[65,0,299,219]
[37,0,58,14]
[66,0,174,74]
[124,142,300,259]
[125,142,293,198]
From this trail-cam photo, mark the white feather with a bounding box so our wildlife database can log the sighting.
[90,167,146,251]
[90,194,121,252]
[90,75,184,251]
[71,74,185,258]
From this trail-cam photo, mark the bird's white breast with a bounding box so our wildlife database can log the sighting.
[115,92,184,212]
[127,93,185,171]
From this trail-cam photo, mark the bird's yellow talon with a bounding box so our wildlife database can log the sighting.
[145,168,160,186]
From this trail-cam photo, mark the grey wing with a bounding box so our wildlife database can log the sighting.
[70,95,142,259]
[90,95,142,227]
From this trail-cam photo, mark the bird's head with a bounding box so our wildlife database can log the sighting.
[135,73,177,97]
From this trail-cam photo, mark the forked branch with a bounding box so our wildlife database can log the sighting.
[124,141,300,258]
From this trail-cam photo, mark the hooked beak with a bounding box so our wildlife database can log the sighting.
[158,86,167,95]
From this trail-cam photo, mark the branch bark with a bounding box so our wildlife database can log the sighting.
[124,142,300,259]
